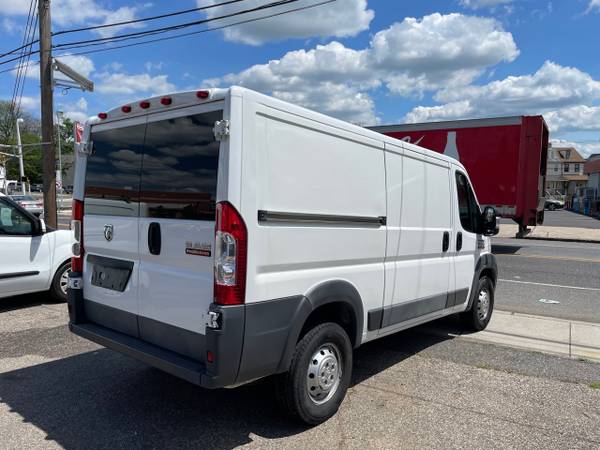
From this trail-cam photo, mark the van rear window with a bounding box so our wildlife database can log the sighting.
[85,110,222,220]
[140,111,222,221]
[85,124,145,217]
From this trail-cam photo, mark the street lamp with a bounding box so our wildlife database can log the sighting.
[15,118,25,195]
[56,110,63,194]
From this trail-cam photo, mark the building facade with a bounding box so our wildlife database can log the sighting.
[545,146,588,196]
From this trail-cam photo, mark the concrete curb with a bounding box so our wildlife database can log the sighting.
[424,310,600,363]
[498,224,600,243]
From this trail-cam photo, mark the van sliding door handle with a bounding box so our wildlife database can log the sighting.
[442,231,450,252]
[456,232,463,252]
[148,222,161,255]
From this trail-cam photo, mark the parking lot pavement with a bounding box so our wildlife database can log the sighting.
[2,297,600,449]
[493,238,600,322]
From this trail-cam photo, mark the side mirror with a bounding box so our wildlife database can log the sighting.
[480,206,499,236]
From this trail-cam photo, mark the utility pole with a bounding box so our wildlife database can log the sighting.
[15,118,26,195]
[39,0,56,227]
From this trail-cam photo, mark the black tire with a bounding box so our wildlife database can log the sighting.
[276,322,353,425]
[460,276,494,332]
[548,203,556,211]
[50,261,71,302]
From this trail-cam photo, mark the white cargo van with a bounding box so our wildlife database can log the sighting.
[68,87,498,425]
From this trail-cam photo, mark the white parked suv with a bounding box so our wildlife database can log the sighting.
[0,194,72,301]
[68,87,498,424]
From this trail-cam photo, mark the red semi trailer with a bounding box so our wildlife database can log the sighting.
[369,116,549,236]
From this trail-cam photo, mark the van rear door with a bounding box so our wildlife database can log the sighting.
[136,106,223,358]
[83,117,145,335]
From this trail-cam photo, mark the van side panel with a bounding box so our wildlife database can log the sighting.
[242,102,387,341]
[381,146,453,330]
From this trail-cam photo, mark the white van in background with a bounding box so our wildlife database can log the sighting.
[68,87,498,425]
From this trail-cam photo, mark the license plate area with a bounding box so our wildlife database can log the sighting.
[88,255,133,292]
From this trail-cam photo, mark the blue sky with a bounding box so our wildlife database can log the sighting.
[1,0,599,155]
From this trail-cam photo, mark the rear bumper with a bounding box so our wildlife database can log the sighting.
[67,274,244,389]
[67,273,307,389]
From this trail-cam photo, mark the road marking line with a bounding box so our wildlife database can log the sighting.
[499,279,600,292]
[496,253,600,263]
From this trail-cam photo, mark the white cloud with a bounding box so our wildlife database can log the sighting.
[550,139,600,159]
[460,0,513,9]
[206,13,518,124]
[586,0,600,13]
[402,61,600,135]
[1,17,20,33]
[0,0,145,37]
[57,97,89,123]
[368,13,518,96]
[96,72,176,96]
[198,0,374,45]
[144,61,164,72]
[18,96,40,112]
[0,0,30,15]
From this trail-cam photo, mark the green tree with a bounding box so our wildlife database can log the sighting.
[1,100,42,184]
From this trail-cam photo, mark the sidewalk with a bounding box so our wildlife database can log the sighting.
[425,310,600,362]
[498,224,600,243]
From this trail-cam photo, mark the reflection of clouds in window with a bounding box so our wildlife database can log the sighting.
[140,111,222,220]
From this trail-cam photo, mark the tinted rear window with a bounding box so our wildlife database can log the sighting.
[140,111,222,220]
[85,110,222,219]
[85,124,145,217]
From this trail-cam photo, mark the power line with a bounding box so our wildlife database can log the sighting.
[52,0,249,36]
[9,0,37,121]
[0,0,334,70]
[14,5,38,118]
[0,0,248,58]
[52,0,302,50]
[54,0,335,59]
[0,0,300,66]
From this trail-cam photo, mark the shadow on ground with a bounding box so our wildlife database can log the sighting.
[0,319,460,449]
[0,292,60,314]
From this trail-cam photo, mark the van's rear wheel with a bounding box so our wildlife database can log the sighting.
[276,322,352,425]
[461,276,494,331]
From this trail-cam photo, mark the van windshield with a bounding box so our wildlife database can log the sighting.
[85,110,223,219]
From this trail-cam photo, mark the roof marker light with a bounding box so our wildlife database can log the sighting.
[121,105,132,113]
[197,90,209,99]
[98,112,107,119]
[160,97,172,106]
[139,101,150,109]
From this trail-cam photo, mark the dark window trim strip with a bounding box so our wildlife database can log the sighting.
[0,271,39,280]
[258,210,386,227]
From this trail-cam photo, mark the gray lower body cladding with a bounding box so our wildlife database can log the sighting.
[67,274,306,388]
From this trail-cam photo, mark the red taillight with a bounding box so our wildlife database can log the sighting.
[197,90,209,99]
[206,351,215,363]
[139,101,150,109]
[160,97,172,105]
[71,199,84,272]
[214,202,247,305]
[121,105,132,113]
[98,112,107,119]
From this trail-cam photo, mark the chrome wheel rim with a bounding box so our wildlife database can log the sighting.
[477,288,490,322]
[59,267,71,295]
[306,343,342,405]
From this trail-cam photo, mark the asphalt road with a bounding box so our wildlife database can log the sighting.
[1,296,600,449]
[500,209,600,229]
[493,237,600,322]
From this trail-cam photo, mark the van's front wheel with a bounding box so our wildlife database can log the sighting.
[276,322,352,425]
[461,276,495,331]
